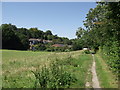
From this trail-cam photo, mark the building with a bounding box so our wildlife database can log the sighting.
[29,38,42,45]
[52,44,65,47]
[43,40,52,44]
[29,38,52,50]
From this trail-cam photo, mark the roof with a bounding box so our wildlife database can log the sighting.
[29,38,52,42]
[43,40,52,43]
[52,44,65,47]
[29,38,42,41]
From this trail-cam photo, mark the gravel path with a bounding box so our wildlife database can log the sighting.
[91,54,101,88]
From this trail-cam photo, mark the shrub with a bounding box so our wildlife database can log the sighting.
[65,49,70,52]
[32,60,77,88]
[34,44,46,51]
[84,50,90,54]
[90,50,96,54]
[45,47,55,52]
[32,66,49,88]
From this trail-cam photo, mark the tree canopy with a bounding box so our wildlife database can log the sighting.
[76,1,120,75]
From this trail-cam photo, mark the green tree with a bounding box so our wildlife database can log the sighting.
[1,24,22,50]
[81,1,120,75]
[45,30,53,35]
[76,27,85,39]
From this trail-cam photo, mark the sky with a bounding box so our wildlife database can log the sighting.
[1,0,102,2]
[2,2,97,39]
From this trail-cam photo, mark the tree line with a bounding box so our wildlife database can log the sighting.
[76,2,120,76]
[1,24,73,50]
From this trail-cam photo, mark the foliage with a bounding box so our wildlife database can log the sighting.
[72,39,83,50]
[76,2,120,76]
[45,47,55,52]
[45,30,53,36]
[95,54,118,88]
[2,50,94,88]
[34,44,46,51]
[1,24,72,50]
[76,27,85,39]
[1,24,23,50]
[32,61,77,88]
[84,50,90,54]
[45,46,72,52]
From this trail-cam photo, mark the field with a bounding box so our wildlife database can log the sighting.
[2,50,93,88]
[2,50,118,88]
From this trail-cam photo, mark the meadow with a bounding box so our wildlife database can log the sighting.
[2,50,93,88]
[2,50,118,88]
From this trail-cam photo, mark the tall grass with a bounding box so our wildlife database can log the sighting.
[2,50,92,88]
[95,54,118,88]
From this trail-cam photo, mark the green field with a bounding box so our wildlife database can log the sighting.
[2,50,93,88]
[2,50,118,88]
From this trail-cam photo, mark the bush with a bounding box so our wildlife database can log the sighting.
[32,60,77,88]
[45,47,55,52]
[65,49,70,52]
[99,40,120,76]
[84,50,90,54]
[90,50,96,54]
[34,44,46,51]
[46,46,71,52]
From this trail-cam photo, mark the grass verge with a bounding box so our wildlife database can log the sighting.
[95,54,118,88]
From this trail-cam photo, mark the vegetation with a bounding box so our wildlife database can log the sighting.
[32,61,77,88]
[76,2,120,76]
[1,1,120,89]
[2,50,93,88]
[95,54,118,88]
[1,24,72,51]
[84,50,90,54]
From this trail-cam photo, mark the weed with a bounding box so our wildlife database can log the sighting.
[32,60,77,88]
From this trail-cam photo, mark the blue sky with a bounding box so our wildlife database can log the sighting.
[2,2,97,39]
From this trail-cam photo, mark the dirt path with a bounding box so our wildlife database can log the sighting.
[91,54,101,88]
[85,54,101,88]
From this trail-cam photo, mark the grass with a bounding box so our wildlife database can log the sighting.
[2,50,93,88]
[62,54,93,88]
[0,50,2,89]
[3,49,118,88]
[95,54,118,88]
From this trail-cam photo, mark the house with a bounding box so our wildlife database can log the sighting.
[29,38,42,45]
[43,40,52,44]
[52,44,65,47]
[29,38,52,45]
[29,38,52,50]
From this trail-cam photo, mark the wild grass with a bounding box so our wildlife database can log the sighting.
[2,50,93,88]
[95,54,118,88]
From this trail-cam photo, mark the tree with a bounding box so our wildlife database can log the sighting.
[1,24,23,50]
[1,23,73,51]
[45,30,53,35]
[76,27,85,39]
[80,1,120,75]
[72,39,83,50]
